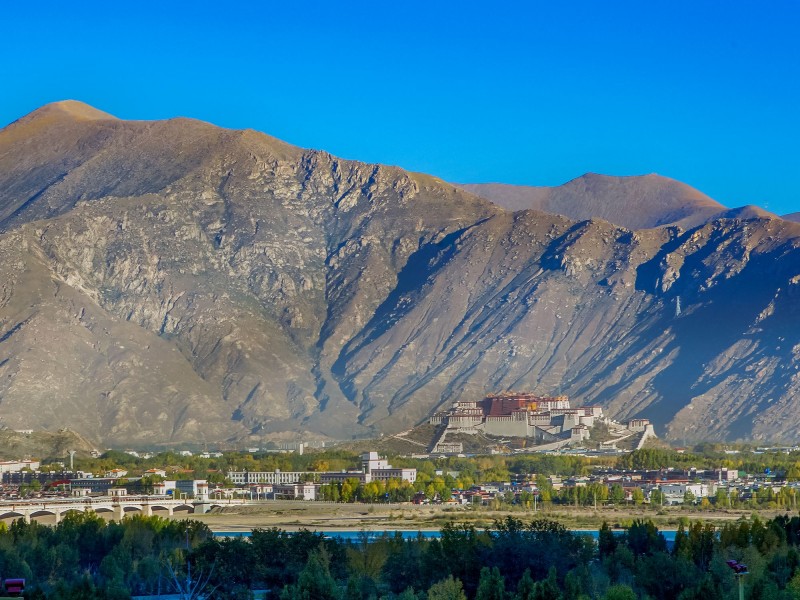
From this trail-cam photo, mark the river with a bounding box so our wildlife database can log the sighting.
[213,528,678,545]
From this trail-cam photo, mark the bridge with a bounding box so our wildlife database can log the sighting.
[0,495,244,524]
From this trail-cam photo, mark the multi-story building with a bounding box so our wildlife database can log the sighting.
[69,477,118,494]
[273,483,316,500]
[153,479,208,500]
[430,392,602,440]
[229,452,416,488]
[361,452,417,483]
[627,419,651,432]
[176,479,208,500]
[227,470,311,485]
[319,453,416,484]
[0,460,40,473]
[660,482,713,504]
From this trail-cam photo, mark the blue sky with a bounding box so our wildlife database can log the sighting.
[2,1,799,214]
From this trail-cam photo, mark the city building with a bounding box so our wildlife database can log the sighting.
[152,480,209,500]
[143,468,167,478]
[273,483,316,500]
[105,469,128,479]
[429,393,603,440]
[69,478,118,494]
[176,480,208,500]
[227,470,311,485]
[229,452,416,487]
[0,460,40,473]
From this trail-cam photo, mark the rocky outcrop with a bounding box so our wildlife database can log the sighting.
[1,102,800,444]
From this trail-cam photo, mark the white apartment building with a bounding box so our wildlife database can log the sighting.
[660,483,713,504]
[227,470,311,485]
[228,452,416,488]
[0,460,41,473]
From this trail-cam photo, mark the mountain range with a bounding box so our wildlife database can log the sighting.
[1,101,799,445]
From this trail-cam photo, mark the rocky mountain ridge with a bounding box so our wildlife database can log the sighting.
[783,212,800,223]
[461,175,782,230]
[1,101,800,444]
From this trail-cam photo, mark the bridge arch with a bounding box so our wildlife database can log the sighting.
[92,507,115,521]
[29,510,58,524]
[0,511,26,523]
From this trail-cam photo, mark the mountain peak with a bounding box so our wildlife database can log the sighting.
[37,100,117,121]
[461,173,726,229]
[717,204,778,221]
[1,101,117,143]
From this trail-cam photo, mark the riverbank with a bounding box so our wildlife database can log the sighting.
[176,501,790,533]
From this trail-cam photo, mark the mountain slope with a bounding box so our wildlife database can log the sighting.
[0,102,496,442]
[461,173,727,229]
[2,102,800,444]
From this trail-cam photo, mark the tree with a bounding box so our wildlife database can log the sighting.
[631,488,644,506]
[515,570,535,600]
[598,522,617,558]
[609,485,625,505]
[650,489,664,506]
[787,570,800,599]
[603,585,635,600]
[320,484,341,502]
[341,479,360,503]
[312,460,330,472]
[427,576,467,600]
[475,567,505,600]
[425,484,437,502]
[519,491,533,509]
[164,555,217,600]
[672,523,689,560]
[675,574,722,600]
[397,589,420,600]
[346,531,387,598]
[536,475,553,504]
[686,522,715,570]
[626,520,666,556]
[588,483,609,507]
[532,567,561,600]
[282,548,339,600]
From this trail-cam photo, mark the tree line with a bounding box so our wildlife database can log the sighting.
[8,512,800,598]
